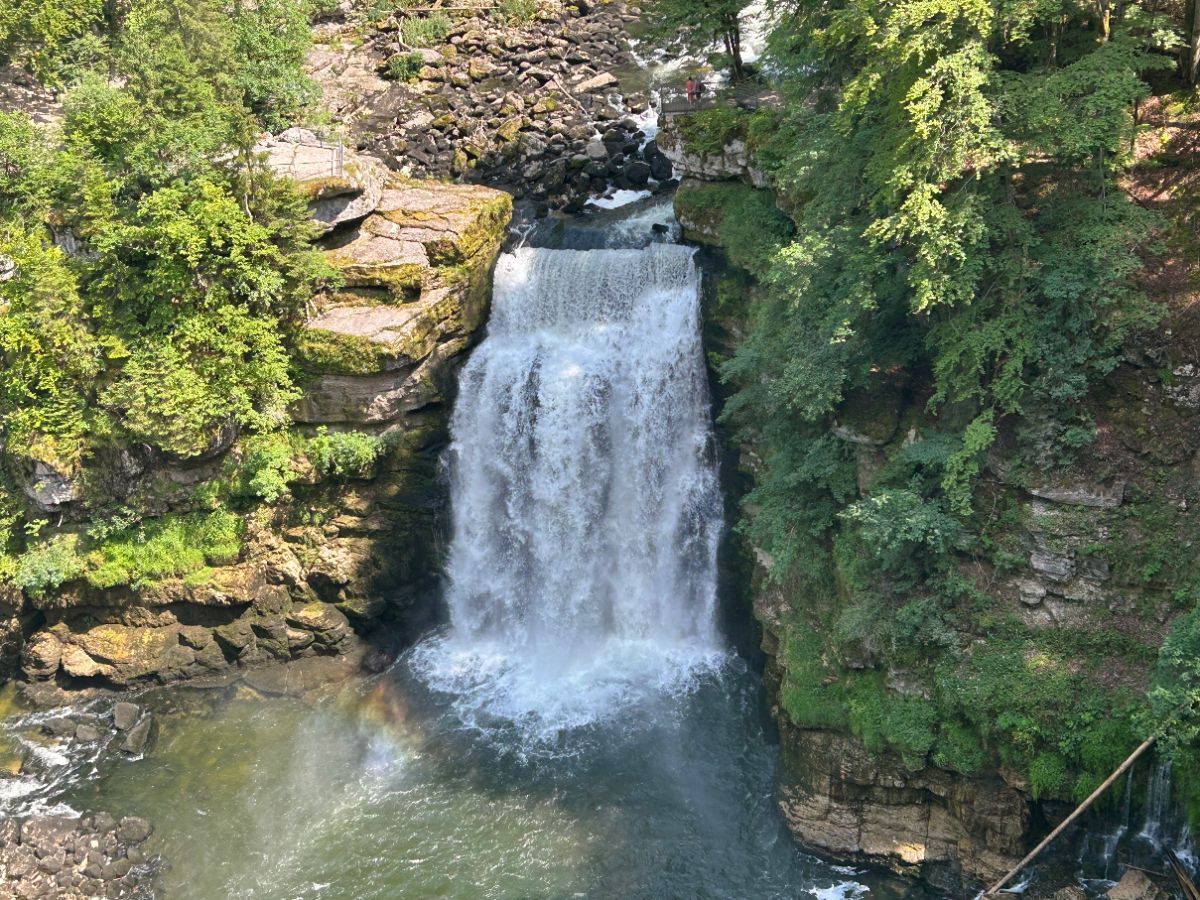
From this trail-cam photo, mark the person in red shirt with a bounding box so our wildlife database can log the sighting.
[685,76,699,104]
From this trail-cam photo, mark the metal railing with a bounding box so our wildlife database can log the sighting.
[658,85,778,117]
[270,129,346,180]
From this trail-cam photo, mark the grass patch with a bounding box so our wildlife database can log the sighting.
[401,12,451,48]
[384,52,425,82]
[87,510,245,590]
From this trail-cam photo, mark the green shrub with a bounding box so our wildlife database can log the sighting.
[676,107,751,156]
[238,431,298,502]
[496,0,538,25]
[10,534,87,596]
[1029,752,1069,800]
[384,52,425,82]
[305,428,383,479]
[674,181,793,279]
[401,12,451,48]
[1147,606,1200,763]
[840,490,962,570]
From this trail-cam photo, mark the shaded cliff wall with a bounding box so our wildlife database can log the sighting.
[672,108,1200,893]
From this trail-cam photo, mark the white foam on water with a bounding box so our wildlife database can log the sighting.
[413,242,724,746]
[586,189,653,210]
[807,882,870,900]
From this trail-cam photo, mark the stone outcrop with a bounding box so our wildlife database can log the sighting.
[3,144,512,690]
[296,178,511,425]
[257,128,390,232]
[657,122,767,187]
[776,727,1027,893]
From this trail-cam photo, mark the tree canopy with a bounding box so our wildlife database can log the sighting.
[0,0,332,476]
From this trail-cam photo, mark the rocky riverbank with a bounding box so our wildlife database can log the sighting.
[1,812,156,899]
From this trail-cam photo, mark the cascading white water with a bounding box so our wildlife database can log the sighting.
[412,240,726,742]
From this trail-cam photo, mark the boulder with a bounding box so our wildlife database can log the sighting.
[58,624,182,684]
[111,702,140,732]
[575,71,617,93]
[1107,868,1169,900]
[624,160,651,186]
[21,461,78,512]
[116,817,151,844]
[649,152,673,181]
[21,631,62,680]
[119,715,154,755]
[285,602,351,646]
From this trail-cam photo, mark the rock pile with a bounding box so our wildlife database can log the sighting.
[309,0,669,211]
[0,813,156,898]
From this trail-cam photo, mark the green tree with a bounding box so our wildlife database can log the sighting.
[0,228,104,468]
[644,0,752,79]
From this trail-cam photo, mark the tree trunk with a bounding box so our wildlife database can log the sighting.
[1097,0,1111,41]
[722,13,744,80]
[1188,0,1200,84]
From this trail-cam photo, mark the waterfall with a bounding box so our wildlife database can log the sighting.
[1081,758,1200,887]
[412,238,725,743]
[1080,765,1135,881]
[1132,760,1195,871]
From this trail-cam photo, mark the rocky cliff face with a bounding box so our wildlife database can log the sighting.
[680,109,1200,893]
[3,140,511,690]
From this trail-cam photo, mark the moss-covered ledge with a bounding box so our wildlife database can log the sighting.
[294,179,511,425]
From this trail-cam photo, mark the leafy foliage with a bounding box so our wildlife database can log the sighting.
[712,0,1179,804]
[0,0,333,594]
[496,0,539,26]
[401,13,452,48]
[306,429,384,480]
[87,510,244,590]
[643,0,753,78]
[385,52,425,82]
[723,2,1168,585]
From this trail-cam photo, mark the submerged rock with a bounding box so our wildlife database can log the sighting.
[111,702,139,732]
[1,811,157,899]
[1107,868,1170,900]
[118,715,154,755]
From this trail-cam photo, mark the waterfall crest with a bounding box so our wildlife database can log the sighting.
[412,240,725,742]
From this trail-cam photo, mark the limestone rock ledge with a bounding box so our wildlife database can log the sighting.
[657,122,767,188]
[295,178,511,426]
[776,726,1026,894]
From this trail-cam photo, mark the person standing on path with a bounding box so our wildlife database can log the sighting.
[685,76,699,104]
